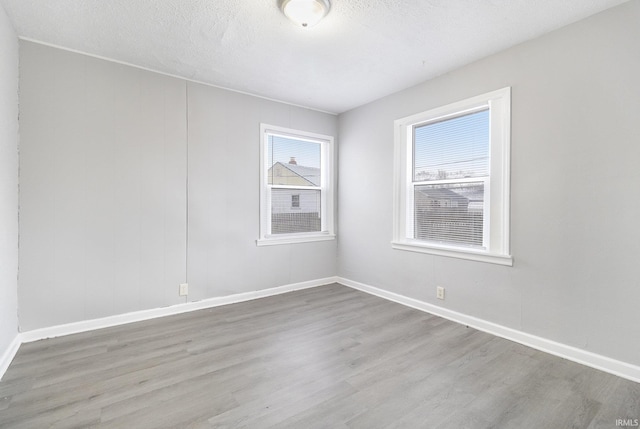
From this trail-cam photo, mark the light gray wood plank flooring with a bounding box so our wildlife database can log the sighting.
[1,283,638,428]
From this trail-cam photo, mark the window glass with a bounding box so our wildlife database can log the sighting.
[413,109,489,248]
[392,88,512,265]
[258,124,335,245]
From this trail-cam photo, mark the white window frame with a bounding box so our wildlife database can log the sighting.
[392,87,512,266]
[257,123,335,246]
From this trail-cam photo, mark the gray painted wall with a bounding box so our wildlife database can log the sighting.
[19,42,188,331]
[15,1,638,372]
[18,42,337,331]
[0,5,19,359]
[338,0,640,367]
[186,82,337,299]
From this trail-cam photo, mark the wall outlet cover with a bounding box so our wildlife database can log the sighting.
[179,283,189,296]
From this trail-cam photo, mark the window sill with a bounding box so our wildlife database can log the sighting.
[391,241,513,266]
[257,233,336,247]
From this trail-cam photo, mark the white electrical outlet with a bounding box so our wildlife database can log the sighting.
[436,286,445,300]
[179,283,189,296]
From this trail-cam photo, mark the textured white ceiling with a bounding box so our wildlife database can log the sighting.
[0,0,629,113]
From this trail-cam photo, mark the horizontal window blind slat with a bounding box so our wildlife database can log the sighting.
[414,109,490,182]
[413,179,485,248]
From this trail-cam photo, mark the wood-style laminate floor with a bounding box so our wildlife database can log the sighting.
[1,284,638,428]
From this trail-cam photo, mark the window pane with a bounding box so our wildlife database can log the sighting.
[414,109,489,182]
[268,135,321,186]
[414,182,484,248]
[271,189,321,234]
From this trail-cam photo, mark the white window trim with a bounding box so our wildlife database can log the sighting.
[257,123,335,246]
[392,87,513,266]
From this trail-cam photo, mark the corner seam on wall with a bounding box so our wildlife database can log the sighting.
[184,80,189,294]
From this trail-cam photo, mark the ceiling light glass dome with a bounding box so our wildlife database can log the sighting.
[279,0,331,28]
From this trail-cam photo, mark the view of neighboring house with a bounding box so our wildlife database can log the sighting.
[268,157,321,234]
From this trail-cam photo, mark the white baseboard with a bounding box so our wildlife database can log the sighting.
[0,334,21,381]
[338,277,640,384]
[20,276,339,344]
[6,275,639,385]
[1,277,337,380]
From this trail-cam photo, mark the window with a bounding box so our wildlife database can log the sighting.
[258,124,335,245]
[392,87,512,265]
[291,194,300,209]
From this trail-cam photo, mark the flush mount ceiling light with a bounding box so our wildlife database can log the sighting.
[279,0,331,28]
